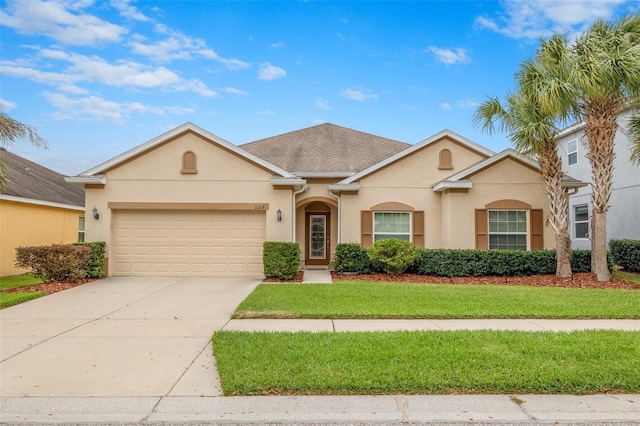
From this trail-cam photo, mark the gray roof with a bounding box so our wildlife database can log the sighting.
[0,148,84,207]
[240,123,411,173]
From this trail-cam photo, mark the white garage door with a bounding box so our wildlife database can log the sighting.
[112,210,265,276]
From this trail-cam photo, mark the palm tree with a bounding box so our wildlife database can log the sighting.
[525,15,640,281]
[0,105,47,189]
[474,79,572,278]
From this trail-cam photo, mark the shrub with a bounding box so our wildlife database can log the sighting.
[610,239,640,272]
[263,241,300,280]
[73,241,106,278]
[413,249,607,277]
[334,243,372,274]
[368,239,419,276]
[15,244,91,283]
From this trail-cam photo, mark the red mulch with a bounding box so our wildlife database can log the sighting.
[331,272,639,290]
[262,270,638,290]
[1,279,96,295]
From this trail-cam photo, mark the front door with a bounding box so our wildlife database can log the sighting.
[306,213,330,266]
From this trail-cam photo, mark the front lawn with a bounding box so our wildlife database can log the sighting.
[213,329,640,395]
[0,274,45,309]
[233,281,640,319]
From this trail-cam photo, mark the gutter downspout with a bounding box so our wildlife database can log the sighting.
[328,189,341,244]
[292,183,308,242]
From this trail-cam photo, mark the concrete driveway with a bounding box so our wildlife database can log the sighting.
[0,276,261,397]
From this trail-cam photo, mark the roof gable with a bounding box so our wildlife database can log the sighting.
[240,123,411,175]
[77,122,295,179]
[0,148,84,207]
[339,129,495,184]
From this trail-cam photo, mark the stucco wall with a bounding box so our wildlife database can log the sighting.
[84,131,294,266]
[1,200,83,276]
[339,137,488,247]
[443,158,554,250]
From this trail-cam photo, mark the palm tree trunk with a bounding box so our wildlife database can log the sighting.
[538,144,572,278]
[584,105,617,282]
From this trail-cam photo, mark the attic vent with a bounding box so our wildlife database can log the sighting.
[25,167,31,172]
[181,151,197,174]
[438,149,453,170]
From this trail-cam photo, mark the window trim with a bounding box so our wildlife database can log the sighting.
[78,216,85,242]
[573,204,589,240]
[487,209,529,250]
[372,211,412,243]
[567,139,578,166]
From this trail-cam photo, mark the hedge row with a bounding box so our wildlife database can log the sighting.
[15,242,107,282]
[610,239,640,272]
[334,242,611,277]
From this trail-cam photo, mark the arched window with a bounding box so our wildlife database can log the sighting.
[181,151,197,174]
[438,149,453,170]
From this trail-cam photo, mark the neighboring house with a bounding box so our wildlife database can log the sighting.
[67,122,584,277]
[0,148,85,276]
[557,110,640,250]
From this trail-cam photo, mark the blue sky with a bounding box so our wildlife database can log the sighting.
[2,0,638,176]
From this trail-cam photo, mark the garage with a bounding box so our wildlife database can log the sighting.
[112,210,266,276]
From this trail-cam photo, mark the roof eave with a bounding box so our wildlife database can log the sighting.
[327,183,361,192]
[0,194,84,211]
[65,175,106,185]
[432,180,473,192]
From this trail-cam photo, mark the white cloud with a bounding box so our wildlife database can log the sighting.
[0,0,126,46]
[258,62,287,80]
[130,24,251,69]
[0,98,18,111]
[258,110,275,115]
[315,98,330,110]
[269,42,286,49]
[439,99,479,110]
[427,46,470,66]
[475,0,628,40]
[4,49,217,96]
[110,0,151,22]
[44,92,195,122]
[223,87,248,96]
[439,103,452,110]
[340,87,379,101]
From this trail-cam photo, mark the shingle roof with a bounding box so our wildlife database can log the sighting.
[0,148,84,207]
[239,123,411,174]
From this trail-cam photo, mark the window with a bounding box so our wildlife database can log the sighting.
[488,210,527,250]
[78,216,85,242]
[567,139,578,165]
[574,204,589,239]
[373,211,411,242]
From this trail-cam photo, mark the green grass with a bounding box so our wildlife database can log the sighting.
[0,274,42,290]
[213,330,640,396]
[0,291,46,309]
[233,281,640,319]
[0,274,45,309]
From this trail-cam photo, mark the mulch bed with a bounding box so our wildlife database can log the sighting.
[1,279,96,295]
[263,271,638,290]
[331,272,639,290]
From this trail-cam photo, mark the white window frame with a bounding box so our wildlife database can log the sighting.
[78,216,85,242]
[487,209,528,251]
[567,139,578,166]
[373,211,412,243]
[573,204,589,239]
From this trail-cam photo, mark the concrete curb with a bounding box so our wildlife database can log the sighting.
[2,394,639,424]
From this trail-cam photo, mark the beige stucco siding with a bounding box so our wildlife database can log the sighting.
[1,200,83,276]
[443,158,553,250]
[84,131,294,274]
[339,137,489,247]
